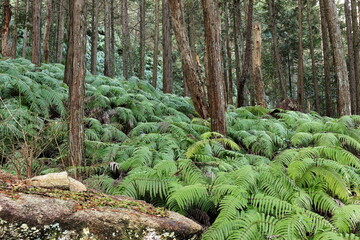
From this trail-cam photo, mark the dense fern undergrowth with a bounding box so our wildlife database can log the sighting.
[0,58,359,239]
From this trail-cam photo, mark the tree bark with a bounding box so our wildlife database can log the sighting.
[323,0,351,116]
[201,0,226,135]
[319,0,333,116]
[251,22,266,108]
[267,0,286,101]
[44,0,53,63]
[163,0,173,93]
[32,0,42,66]
[237,0,253,107]
[11,0,19,58]
[90,0,99,74]
[233,0,242,107]
[345,0,357,114]
[64,0,87,176]
[351,0,360,114]
[1,0,12,58]
[169,0,209,119]
[297,0,305,111]
[139,0,146,80]
[224,5,233,105]
[152,0,160,88]
[22,0,30,58]
[104,0,114,77]
[307,0,320,112]
[121,0,130,79]
[56,0,65,63]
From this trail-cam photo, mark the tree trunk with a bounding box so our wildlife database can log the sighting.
[237,0,253,107]
[323,0,351,116]
[90,0,99,74]
[233,0,242,107]
[121,0,130,79]
[139,0,146,80]
[104,0,114,77]
[307,0,320,112]
[345,0,357,114]
[22,0,30,58]
[297,0,305,111]
[319,0,333,116]
[201,0,226,135]
[110,0,115,75]
[351,0,360,114]
[224,6,233,105]
[267,0,286,101]
[251,22,266,107]
[169,0,209,119]
[152,0,160,88]
[56,0,65,63]
[11,0,19,58]
[1,0,12,58]
[32,0,42,66]
[44,0,52,63]
[65,0,87,177]
[163,0,173,93]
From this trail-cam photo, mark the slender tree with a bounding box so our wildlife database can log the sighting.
[163,0,173,93]
[43,0,53,63]
[351,0,360,114]
[11,0,19,58]
[121,0,130,79]
[32,0,42,65]
[22,0,30,58]
[104,0,114,77]
[91,0,99,74]
[65,0,87,176]
[224,5,233,105]
[169,0,209,119]
[252,22,266,107]
[297,0,305,111]
[56,0,65,63]
[139,0,146,80]
[152,0,160,87]
[1,0,12,58]
[233,0,242,106]
[323,0,351,115]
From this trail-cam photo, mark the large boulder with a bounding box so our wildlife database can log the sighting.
[0,188,202,240]
[26,172,87,192]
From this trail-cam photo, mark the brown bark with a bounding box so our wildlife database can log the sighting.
[32,0,42,66]
[345,0,357,114]
[65,0,87,176]
[351,0,360,114]
[122,0,130,79]
[104,0,114,77]
[44,0,53,63]
[1,0,12,58]
[139,0,146,80]
[233,0,242,107]
[237,0,253,107]
[251,22,266,108]
[323,0,351,116]
[319,0,333,116]
[297,0,305,111]
[267,0,286,100]
[169,0,209,119]
[152,0,160,88]
[224,6,233,105]
[90,0,99,74]
[22,0,30,58]
[201,0,227,135]
[307,1,320,112]
[110,0,115,74]
[56,0,65,63]
[11,0,19,59]
[163,0,173,93]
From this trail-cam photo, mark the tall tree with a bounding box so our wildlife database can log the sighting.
[56,0,65,63]
[139,0,146,80]
[163,0,173,93]
[252,22,267,107]
[43,0,53,63]
[233,0,242,106]
[268,0,286,100]
[307,1,319,112]
[1,0,12,58]
[351,0,360,114]
[121,0,130,79]
[22,0,30,58]
[104,0,114,77]
[323,0,351,115]
[345,0,357,113]
[152,0,160,87]
[90,0,99,74]
[319,0,332,116]
[237,0,253,107]
[297,0,305,111]
[64,0,87,176]
[169,0,209,119]
[11,0,19,58]
[32,0,42,65]
[201,0,226,135]
[224,5,233,105]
